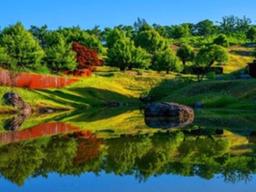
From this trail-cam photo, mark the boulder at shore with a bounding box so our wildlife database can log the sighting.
[3,92,32,116]
[144,102,194,128]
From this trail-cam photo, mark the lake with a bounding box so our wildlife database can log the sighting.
[0,109,256,191]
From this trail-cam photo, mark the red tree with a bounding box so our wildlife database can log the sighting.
[72,42,102,71]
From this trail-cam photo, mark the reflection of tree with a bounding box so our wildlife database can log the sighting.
[65,134,103,175]
[0,131,256,186]
[222,156,255,183]
[0,141,45,186]
[38,136,77,174]
[136,132,184,180]
[105,136,152,175]
[178,137,230,163]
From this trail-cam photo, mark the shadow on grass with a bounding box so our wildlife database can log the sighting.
[36,87,139,108]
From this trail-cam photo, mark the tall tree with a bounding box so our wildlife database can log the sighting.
[106,36,134,71]
[219,16,251,35]
[105,28,127,49]
[0,22,44,70]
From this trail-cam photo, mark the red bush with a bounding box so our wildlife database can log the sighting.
[72,42,102,71]
[0,69,78,89]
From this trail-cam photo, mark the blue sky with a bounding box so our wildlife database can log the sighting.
[0,0,255,29]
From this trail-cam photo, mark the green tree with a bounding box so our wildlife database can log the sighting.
[194,19,216,36]
[152,48,182,73]
[107,33,151,71]
[129,47,151,69]
[0,22,44,70]
[213,34,229,47]
[105,136,152,174]
[219,16,251,35]
[176,44,195,66]
[135,28,168,54]
[29,25,49,48]
[44,32,77,72]
[171,24,191,39]
[57,27,105,55]
[246,27,256,42]
[195,45,228,80]
[106,36,134,71]
[105,28,127,49]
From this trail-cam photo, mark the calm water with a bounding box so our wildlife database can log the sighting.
[0,109,256,192]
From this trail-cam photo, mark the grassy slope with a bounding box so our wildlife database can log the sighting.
[0,45,254,111]
[150,79,256,110]
[0,67,177,111]
[224,45,254,73]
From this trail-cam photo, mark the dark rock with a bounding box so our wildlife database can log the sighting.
[4,114,28,131]
[145,102,194,117]
[2,92,32,131]
[3,92,31,113]
[144,102,194,128]
[145,117,193,129]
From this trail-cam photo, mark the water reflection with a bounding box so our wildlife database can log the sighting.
[0,127,256,186]
[0,109,256,187]
[144,116,194,128]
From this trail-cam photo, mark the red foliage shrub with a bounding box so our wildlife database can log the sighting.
[72,42,103,71]
[0,69,78,89]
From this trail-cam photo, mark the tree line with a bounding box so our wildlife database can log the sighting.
[0,16,255,75]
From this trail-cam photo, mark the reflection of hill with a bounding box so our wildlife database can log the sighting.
[194,110,256,136]
[0,130,256,186]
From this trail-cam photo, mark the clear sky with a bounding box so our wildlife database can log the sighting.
[0,0,255,29]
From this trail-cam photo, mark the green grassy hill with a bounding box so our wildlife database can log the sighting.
[0,44,255,112]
